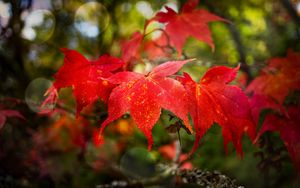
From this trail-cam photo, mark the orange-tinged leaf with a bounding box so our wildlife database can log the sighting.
[236,71,248,89]
[179,66,255,156]
[109,118,136,136]
[99,60,193,150]
[149,0,226,56]
[49,48,124,116]
[247,50,300,104]
[35,113,89,150]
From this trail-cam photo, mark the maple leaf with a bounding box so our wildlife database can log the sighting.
[0,109,24,130]
[149,0,226,56]
[143,34,171,61]
[121,32,144,65]
[99,60,194,150]
[249,93,287,124]
[246,50,300,104]
[121,31,171,63]
[256,107,300,170]
[178,65,256,156]
[49,48,124,116]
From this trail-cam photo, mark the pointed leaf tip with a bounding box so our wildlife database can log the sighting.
[150,59,195,78]
[93,129,105,147]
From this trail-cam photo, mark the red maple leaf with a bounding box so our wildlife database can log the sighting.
[121,31,171,63]
[149,0,226,56]
[256,107,300,170]
[249,93,287,124]
[121,32,144,66]
[178,65,256,156]
[99,60,194,150]
[247,50,300,104]
[143,34,171,61]
[49,48,124,116]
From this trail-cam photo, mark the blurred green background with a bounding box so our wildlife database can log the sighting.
[1,0,300,187]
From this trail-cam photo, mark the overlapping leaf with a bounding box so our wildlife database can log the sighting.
[149,0,226,56]
[99,60,193,150]
[179,66,255,155]
[249,93,287,124]
[121,31,171,64]
[247,50,300,171]
[121,32,144,65]
[48,48,124,115]
[143,34,171,61]
[256,107,300,170]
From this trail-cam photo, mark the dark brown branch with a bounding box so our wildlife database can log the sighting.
[227,23,253,81]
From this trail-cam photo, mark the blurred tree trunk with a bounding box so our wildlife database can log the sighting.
[0,0,31,97]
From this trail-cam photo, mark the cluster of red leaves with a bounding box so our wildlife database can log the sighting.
[43,0,256,157]
[46,48,124,116]
[247,50,300,170]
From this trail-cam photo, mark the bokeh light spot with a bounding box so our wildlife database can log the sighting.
[25,78,56,113]
[136,1,153,19]
[74,2,110,38]
[21,9,55,43]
